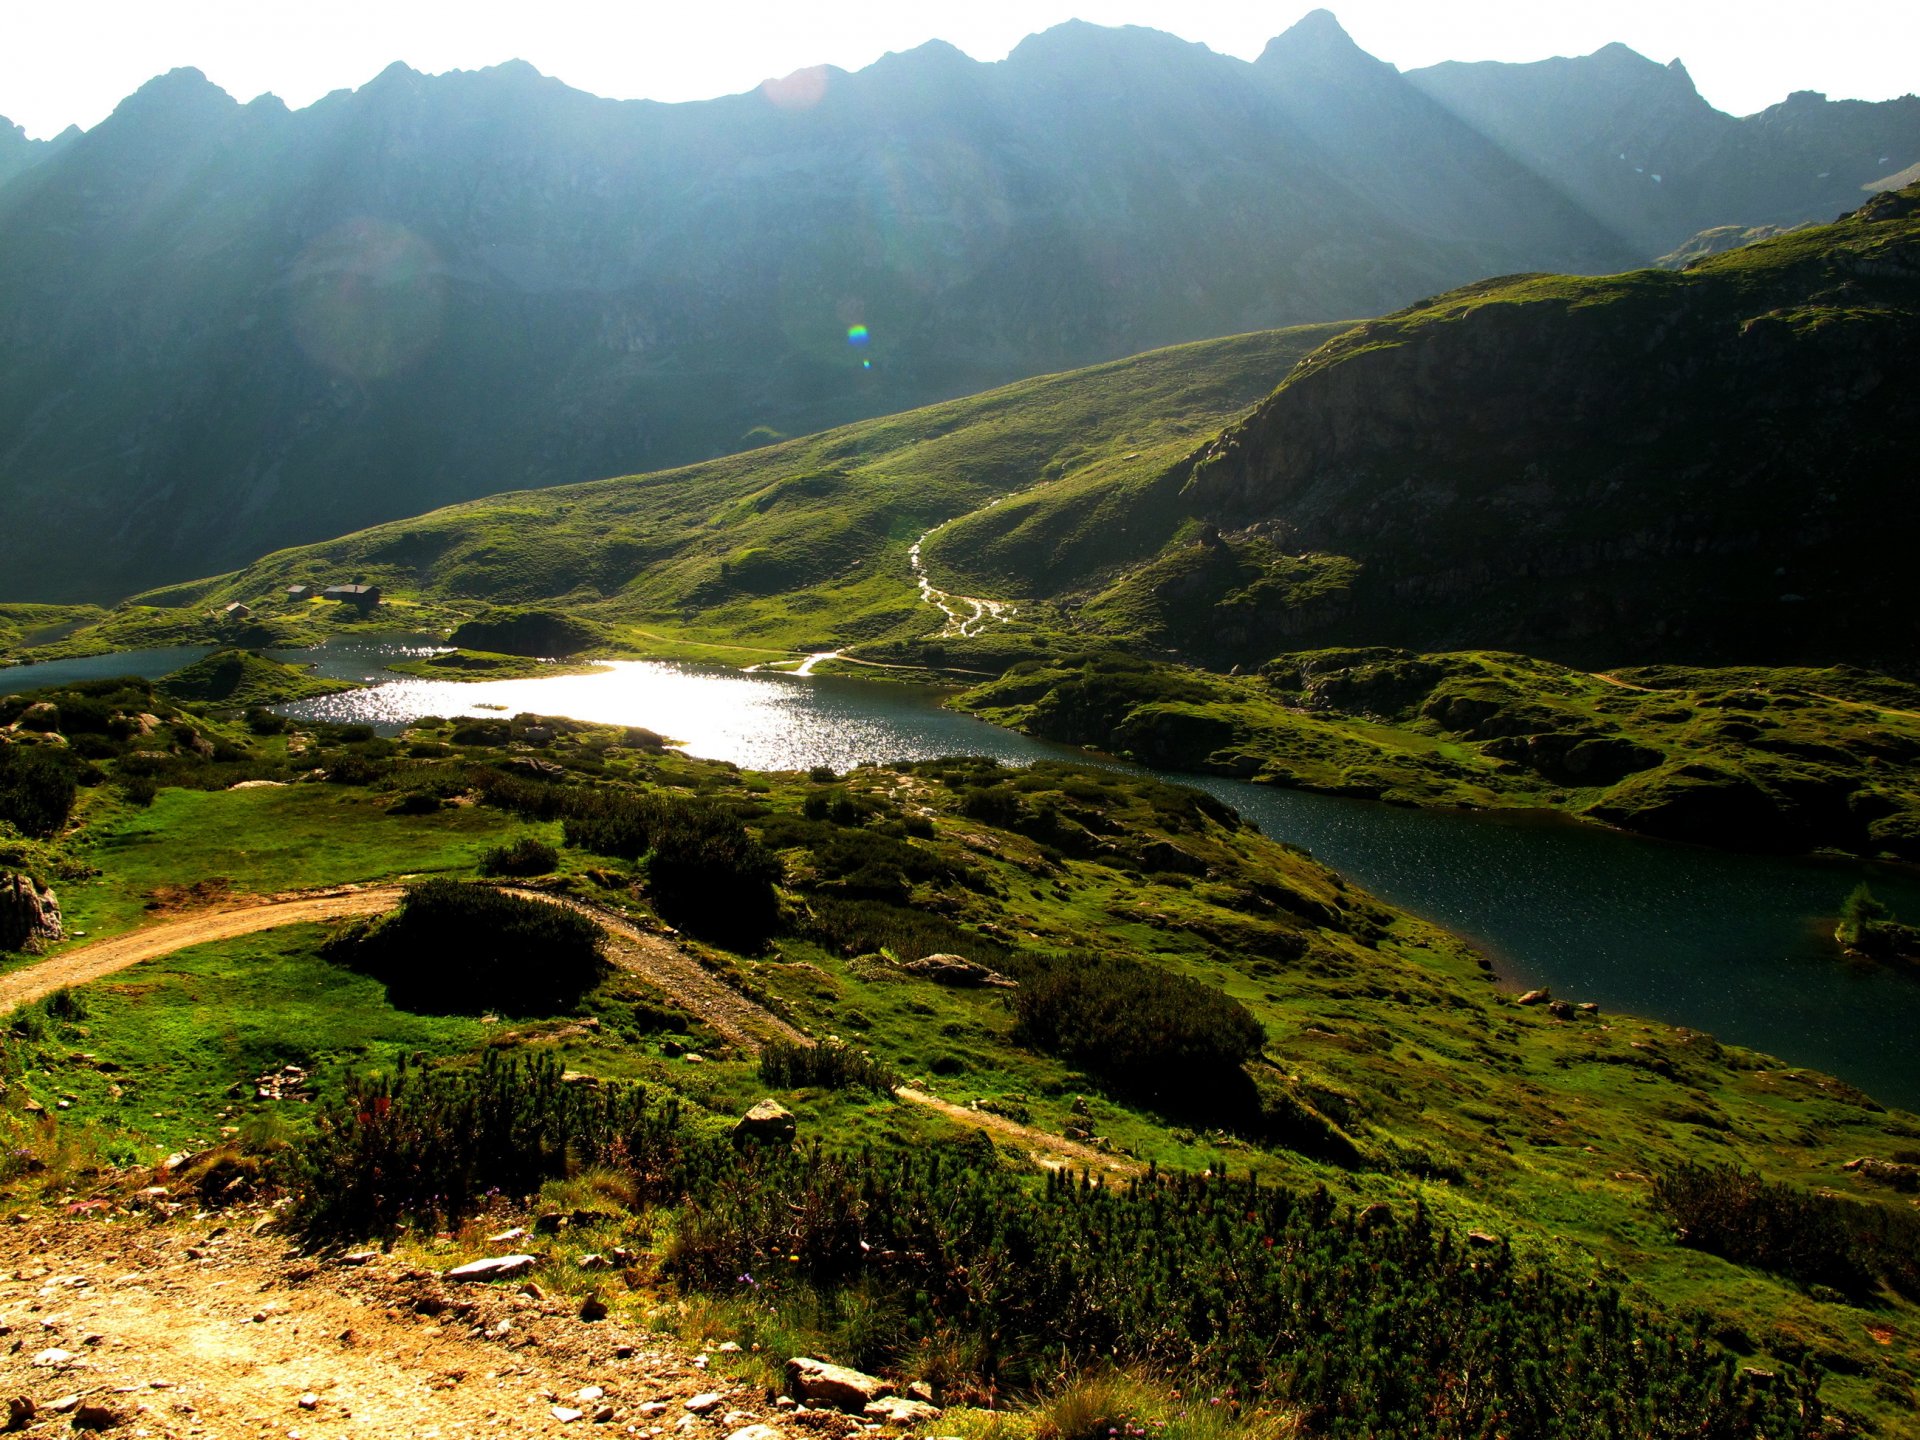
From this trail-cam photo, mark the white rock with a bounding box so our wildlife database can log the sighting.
[445,1254,537,1282]
[554,1405,585,1422]
[577,1386,606,1403]
[31,1347,75,1367]
[684,1392,724,1414]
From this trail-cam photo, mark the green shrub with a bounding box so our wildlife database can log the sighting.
[648,809,781,949]
[0,746,76,838]
[1011,951,1265,1106]
[759,1038,896,1095]
[290,1051,690,1235]
[1654,1163,1920,1299]
[479,836,561,877]
[323,880,607,1015]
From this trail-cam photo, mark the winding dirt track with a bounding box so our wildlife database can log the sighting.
[0,886,406,1014]
[3,887,1134,1173]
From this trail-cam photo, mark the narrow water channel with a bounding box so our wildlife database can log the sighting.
[9,639,1918,1109]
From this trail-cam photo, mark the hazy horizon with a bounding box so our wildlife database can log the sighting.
[4,0,1917,141]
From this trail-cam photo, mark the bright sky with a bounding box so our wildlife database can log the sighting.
[3,0,1916,140]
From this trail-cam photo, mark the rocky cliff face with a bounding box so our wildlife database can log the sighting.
[1181,186,1920,666]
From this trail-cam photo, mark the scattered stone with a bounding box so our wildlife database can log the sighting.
[1466,1230,1501,1248]
[897,954,1016,988]
[613,1345,637,1360]
[774,1397,797,1411]
[576,1387,606,1403]
[445,1255,538,1283]
[30,1347,74,1368]
[487,1227,530,1245]
[865,1397,941,1426]
[4,1396,34,1431]
[339,1251,377,1267]
[1576,1002,1600,1016]
[579,1295,609,1322]
[638,1402,670,1417]
[577,1254,612,1271]
[1844,1156,1920,1190]
[72,1403,121,1431]
[47,1395,81,1414]
[786,1356,892,1411]
[553,1405,585,1423]
[716,1341,742,1354]
[733,1099,798,1145]
[1515,989,1550,1007]
[684,1393,724,1414]
[1547,1000,1575,1021]
[727,1427,783,1440]
[298,1394,319,1410]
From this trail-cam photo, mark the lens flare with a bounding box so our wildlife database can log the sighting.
[288,217,446,382]
[846,324,870,346]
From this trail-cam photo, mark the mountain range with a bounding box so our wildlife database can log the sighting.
[1,10,1916,601]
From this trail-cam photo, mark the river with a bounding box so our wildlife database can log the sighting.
[8,637,1918,1109]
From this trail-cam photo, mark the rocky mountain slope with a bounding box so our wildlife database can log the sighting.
[929,184,1920,671]
[1409,45,1920,257]
[2,13,1914,601]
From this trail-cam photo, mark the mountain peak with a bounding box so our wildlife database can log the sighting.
[1258,9,1388,75]
[105,67,238,129]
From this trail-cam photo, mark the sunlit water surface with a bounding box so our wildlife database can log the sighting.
[9,638,1918,1108]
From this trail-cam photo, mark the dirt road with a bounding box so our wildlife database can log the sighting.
[0,887,406,1015]
[4,887,1131,1174]
[0,1214,801,1440]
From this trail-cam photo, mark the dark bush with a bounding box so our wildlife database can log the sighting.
[1654,1163,1920,1299]
[564,790,667,858]
[323,880,607,1015]
[759,1038,896,1095]
[291,1051,689,1235]
[805,895,1011,968]
[480,836,560,877]
[0,745,77,838]
[1011,951,1265,1106]
[648,808,781,949]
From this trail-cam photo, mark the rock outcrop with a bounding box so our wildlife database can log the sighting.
[0,871,63,952]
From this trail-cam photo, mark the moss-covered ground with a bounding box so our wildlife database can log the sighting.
[958,648,1920,861]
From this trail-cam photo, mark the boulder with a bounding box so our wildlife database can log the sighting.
[786,1356,892,1411]
[1547,999,1575,1020]
[444,1254,537,1283]
[733,1099,797,1146]
[683,1393,724,1415]
[899,954,1017,988]
[866,1397,942,1426]
[0,872,62,953]
[1514,988,1550,1006]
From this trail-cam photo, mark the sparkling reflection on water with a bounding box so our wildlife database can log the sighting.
[8,639,1918,1108]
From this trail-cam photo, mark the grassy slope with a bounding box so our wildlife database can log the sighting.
[960,649,1920,860]
[3,325,1345,668]
[2,691,1918,1428]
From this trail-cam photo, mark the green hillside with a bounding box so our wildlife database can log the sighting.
[6,323,1343,666]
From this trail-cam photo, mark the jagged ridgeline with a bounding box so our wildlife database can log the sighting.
[2,12,1916,601]
[932,184,1920,669]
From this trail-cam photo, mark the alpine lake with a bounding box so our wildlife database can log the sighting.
[8,636,1918,1112]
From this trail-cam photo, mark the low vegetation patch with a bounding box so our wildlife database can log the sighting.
[322,880,607,1015]
[758,1037,896,1095]
[1011,951,1266,1108]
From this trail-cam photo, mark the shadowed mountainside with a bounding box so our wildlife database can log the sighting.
[2,12,1915,601]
